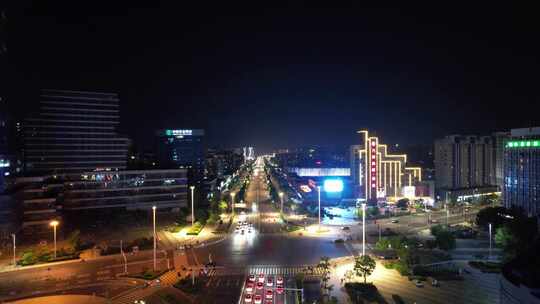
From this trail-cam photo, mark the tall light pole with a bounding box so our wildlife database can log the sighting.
[11,233,16,266]
[317,186,321,230]
[190,186,195,227]
[362,203,366,256]
[279,192,284,214]
[488,223,492,261]
[49,220,59,259]
[152,206,157,271]
[231,192,236,215]
[446,206,450,227]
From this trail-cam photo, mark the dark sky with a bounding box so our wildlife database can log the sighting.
[4,2,539,153]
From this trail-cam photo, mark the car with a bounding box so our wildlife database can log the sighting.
[276,284,284,294]
[431,219,439,223]
[246,282,254,293]
[431,279,439,287]
[265,290,273,299]
[341,226,350,230]
[391,219,399,223]
[265,301,273,304]
[276,276,283,285]
[248,275,255,282]
[248,229,252,233]
[266,277,273,287]
[254,295,262,304]
[256,282,264,290]
[414,280,424,287]
[258,273,265,283]
[245,294,253,303]
[241,230,245,235]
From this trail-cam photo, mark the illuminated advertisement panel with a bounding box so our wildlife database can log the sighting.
[370,138,377,198]
[323,179,344,193]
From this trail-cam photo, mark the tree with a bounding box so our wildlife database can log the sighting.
[475,206,508,230]
[66,229,81,252]
[354,255,376,283]
[434,230,456,250]
[218,201,228,213]
[375,238,392,250]
[318,256,331,293]
[396,198,409,209]
[430,225,456,251]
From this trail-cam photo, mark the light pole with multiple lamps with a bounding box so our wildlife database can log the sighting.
[190,186,195,227]
[49,220,59,259]
[152,205,157,271]
[361,203,366,256]
[279,192,284,214]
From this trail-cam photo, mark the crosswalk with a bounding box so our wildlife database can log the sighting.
[247,265,324,276]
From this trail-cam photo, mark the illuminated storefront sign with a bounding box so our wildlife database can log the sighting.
[506,140,540,148]
[300,185,312,193]
[323,179,344,193]
[370,138,377,198]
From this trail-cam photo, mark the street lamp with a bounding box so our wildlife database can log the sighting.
[446,205,450,227]
[279,192,284,214]
[190,186,195,227]
[317,186,321,230]
[11,233,16,266]
[361,203,366,256]
[49,220,59,259]
[488,223,492,261]
[231,192,236,215]
[152,206,157,271]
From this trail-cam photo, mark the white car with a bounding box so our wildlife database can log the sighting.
[276,276,283,285]
[246,282,254,293]
[245,294,253,303]
[266,277,273,287]
[258,273,265,283]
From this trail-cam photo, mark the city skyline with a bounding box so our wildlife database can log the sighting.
[4,3,539,152]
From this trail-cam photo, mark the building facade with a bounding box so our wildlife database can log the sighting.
[350,130,422,201]
[12,169,188,238]
[503,127,540,220]
[156,129,205,180]
[23,90,129,174]
[434,135,499,201]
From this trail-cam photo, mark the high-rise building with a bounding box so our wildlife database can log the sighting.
[503,127,540,220]
[434,135,498,202]
[23,90,129,174]
[350,130,423,202]
[493,131,510,192]
[156,129,205,180]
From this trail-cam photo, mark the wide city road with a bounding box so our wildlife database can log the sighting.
[191,160,350,269]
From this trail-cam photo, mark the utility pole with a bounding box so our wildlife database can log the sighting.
[11,233,16,266]
[120,240,127,274]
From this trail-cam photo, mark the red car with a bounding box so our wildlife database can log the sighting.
[245,282,254,293]
[256,282,264,290]
[276,284,284,294]
[254,295,262,304]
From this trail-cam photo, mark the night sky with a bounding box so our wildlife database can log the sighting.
[4,2,539,152]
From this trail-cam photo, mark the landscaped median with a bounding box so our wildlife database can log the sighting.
[186,222,204,235]
[130,268,168,280]
[468,261,501,273]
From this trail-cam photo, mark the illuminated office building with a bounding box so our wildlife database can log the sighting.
[504,127,540,220]
[156,129,205,180]
[350,130,423,201]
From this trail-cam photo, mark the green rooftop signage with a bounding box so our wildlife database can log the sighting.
[506,140,540,148]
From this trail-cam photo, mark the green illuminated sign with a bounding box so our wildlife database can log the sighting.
[506,140,540,148]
